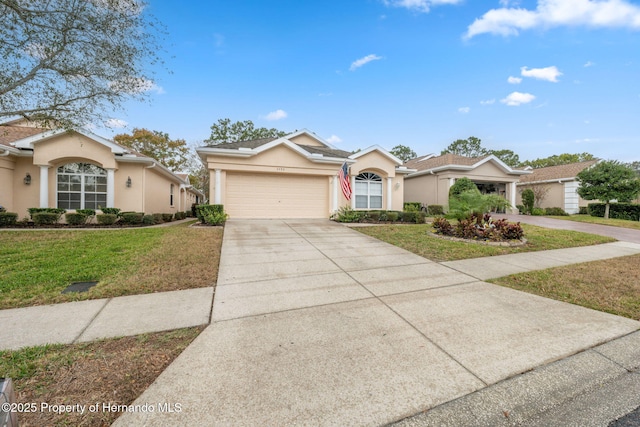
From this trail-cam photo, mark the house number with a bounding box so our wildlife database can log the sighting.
[276,167,285,171]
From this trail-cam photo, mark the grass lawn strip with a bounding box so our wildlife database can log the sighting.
[355,223,615,262]
[548,214,640,231]
[0,326,204,427]
[0,222,223,309]
[490,254,640,321]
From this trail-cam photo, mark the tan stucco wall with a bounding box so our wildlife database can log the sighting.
[1,156,40,218]
[516,183,564,209]
[143,167,178,214]
[33,133,117,169]
[0,156,16,212]
[113,162,145,213]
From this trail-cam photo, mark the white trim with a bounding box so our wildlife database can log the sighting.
[106,169,115,208]
[348,145,404,165]
[332,176,338,213]
[386,177,393,210]
[39,165,49,208]
[214,169,221,204]
[517,177,577,186]
[283,129,338,149]
[406,154,532,179]
[12,128,128,154]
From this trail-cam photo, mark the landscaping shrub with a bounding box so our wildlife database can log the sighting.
[28,207,65,221]
[0,212,18,226]
[332,206,364,223]
[432,215,524,242]
[432,217,453,235]
[386,211,399,222]
[521,189,535,215]
[152,213,164,224]
[401,211,416,223]
[531,208,545,216]
[203,210,228,225]
[516,204,525,214]
[100,207,121,216]
[368,211,381,221]
[142,214,155,225]
[588,203,640,221]
[449,177,479,198]
[0,206,5,212]
[579,206,588,215]
[427,205,444,216]
[120,212,144,225]
[403,202,421,212]
[65,212,87,225]
[76,209,96,217]
[196,204,224,223]
[96,214,117,225]
[544,207,569,216]
[174,212,185,220]
[162,213,173,222]
[33,212,59,225]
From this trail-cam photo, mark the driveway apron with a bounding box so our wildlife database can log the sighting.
[114,219,640,426]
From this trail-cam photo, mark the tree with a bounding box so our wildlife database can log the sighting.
[0,0,165,129]
[441,136,487,158]
[577,160,640,219]
[521,153,596,169]
[449,177,480,198]
[488,149,520,168]
[521,188,535,214]
[114,128,189,172]
[206,119,287,145]
[390,145,417,163]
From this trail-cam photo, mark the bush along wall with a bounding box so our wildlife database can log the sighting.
[588,203,640,221]
[196,204,228,225]
[0,212,18,226]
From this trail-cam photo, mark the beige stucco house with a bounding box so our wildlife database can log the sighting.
[196,129,413,219]
[516,160,598,214]
[0,119,204,219]
[403,153,531,212]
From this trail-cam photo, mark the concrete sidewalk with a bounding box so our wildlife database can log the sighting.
[113,219,640,426]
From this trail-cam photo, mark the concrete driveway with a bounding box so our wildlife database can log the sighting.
[115,219,640,426]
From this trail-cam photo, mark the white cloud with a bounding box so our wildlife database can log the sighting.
[521,65,563,82]
[465,0,640,39]
[326,135,343,144]
[350,54,383,71]
[501,91,536,106]
[104,118,128,129]
[458,107,470,113]
[584,60,595,67]
[383,0,463,13]
[480,98,496,105]
[508,76,523,84]
[264,109,288,121]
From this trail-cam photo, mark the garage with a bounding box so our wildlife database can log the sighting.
[225,172,330,219]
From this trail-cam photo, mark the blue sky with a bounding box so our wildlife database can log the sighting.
[102,0,640,163]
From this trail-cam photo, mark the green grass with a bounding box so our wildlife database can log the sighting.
[549,214,640,231]
[355,223,615,261]
[0,222,223,309]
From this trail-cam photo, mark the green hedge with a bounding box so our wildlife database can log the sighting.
[162,213,173,222]
[120,212,144,225]
[65,212,87,225]
[100,207,121,216]
[97,214,117,225]
[28,208,65,221]
[427,205,444,216]
[33,212,59,225]
[0,212,18,226]
[196,204,224,223]
[588,203,640,220]
[403,202,421,212]
[544,207,569,216]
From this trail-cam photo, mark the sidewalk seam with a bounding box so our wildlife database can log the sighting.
[71,298,111,344]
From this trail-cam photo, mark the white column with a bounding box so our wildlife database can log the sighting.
[214,169,221,204]
[387,177,393,210]
[106,169,115,208]
[39,165,49,208]
[350,175,356,209]
[332,176,338,212]
[509,182,517,208]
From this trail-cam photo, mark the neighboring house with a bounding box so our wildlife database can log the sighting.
[196,129,413,219]
[516,160,598,214]
[403,153,531,213]
[0,118,203,219]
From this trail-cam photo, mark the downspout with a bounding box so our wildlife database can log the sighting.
[0,150,10,157]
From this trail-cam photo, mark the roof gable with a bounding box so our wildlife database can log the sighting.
[406,153,530,178]
[519,160,598,184]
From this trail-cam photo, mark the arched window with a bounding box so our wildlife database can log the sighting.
[355,172,383,209]
[57,163,107,210]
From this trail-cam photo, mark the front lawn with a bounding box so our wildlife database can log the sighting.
[355,223,615,262]
[549,214,640,231]
[0,222,223,309]
[490,254,640,320]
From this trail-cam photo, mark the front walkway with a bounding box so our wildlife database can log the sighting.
[113,219,640,426]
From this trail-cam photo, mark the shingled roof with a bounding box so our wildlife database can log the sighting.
[404,153,488,171]
[210,137,352,159]
[518,160,598,184]
[0,124,46,147]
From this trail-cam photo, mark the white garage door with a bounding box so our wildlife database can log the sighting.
[226,173,329,219]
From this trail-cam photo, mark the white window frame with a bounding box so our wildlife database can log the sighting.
[355,172,383,209]
[56,163,108,210]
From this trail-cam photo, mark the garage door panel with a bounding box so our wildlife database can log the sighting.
[226,173,329,219]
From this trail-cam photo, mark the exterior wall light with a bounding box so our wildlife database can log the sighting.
[24,173,31,185]
[126,176,132,188]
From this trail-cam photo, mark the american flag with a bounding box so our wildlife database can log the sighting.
[339,162,352,200]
